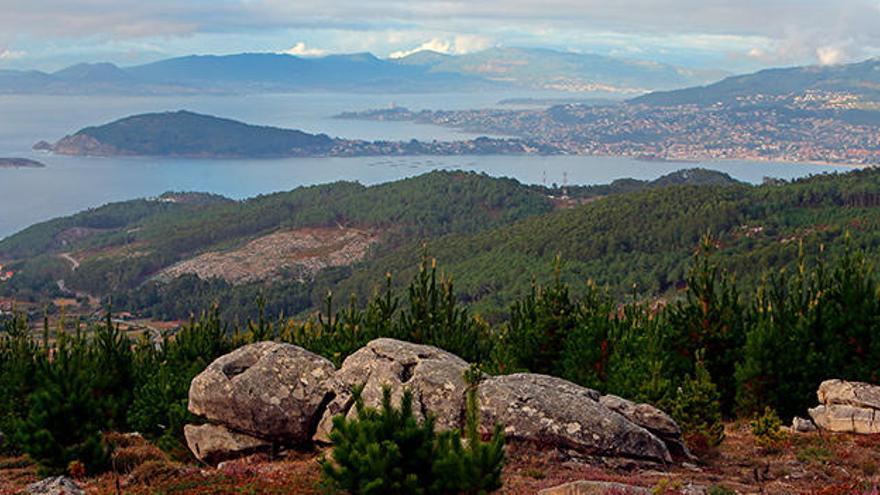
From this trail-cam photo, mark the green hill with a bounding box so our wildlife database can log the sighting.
[2,167,876,323]
[50,111,337,157]
[633,58,880,106]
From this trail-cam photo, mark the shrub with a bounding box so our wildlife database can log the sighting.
[749,406,786,450]
[707,485,737,495]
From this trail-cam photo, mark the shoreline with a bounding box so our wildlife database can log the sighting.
[37,147,869,169]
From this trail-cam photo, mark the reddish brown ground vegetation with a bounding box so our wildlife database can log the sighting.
[2,423,879,494]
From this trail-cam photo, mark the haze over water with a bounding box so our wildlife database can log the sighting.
[0,92,855,240]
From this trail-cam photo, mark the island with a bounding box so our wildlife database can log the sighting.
[0,158,46,169]
[39,110,556,159]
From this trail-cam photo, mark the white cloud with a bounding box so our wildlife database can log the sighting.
[816,45,845,65]
[389,39,453,58]
[0,49,25,60]
[281,42,326,56]
[388,35,492,58]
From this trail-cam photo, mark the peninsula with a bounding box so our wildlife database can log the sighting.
[40,110,554,159]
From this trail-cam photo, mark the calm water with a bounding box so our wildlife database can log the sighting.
[0,92,856,239]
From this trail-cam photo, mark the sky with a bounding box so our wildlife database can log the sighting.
[1,0,879,73]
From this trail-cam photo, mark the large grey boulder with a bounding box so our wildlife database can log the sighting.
[538,480,651,495]
[184,423,272,466]
[599,394,691,459]
[189,341,336,442]
[314,338,470,442]
[817,379,880,410]
[809,404,880,434]
[478,373,672,463]
[27,476,84,495]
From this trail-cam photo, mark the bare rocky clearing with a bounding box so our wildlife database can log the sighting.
[160,227,379,284]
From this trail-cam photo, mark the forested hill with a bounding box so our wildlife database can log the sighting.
[3,167,876,323]
[321,167,880,319]
[0,171,554,300]
[632,58,880,106]
[48,111,338,157]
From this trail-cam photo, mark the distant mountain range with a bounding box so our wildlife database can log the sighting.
[394,47,726,94]
[633,57,880,105]
[0,48,724,95]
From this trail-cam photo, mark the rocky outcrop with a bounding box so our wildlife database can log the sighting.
[817,379,880,410]
[808,379,880,434]
[189,341,336,442]
[538,480,650,495]
[315,338,470,442]
[27,476,84,495]
[184,424,272,465]
[186,338,684,467]
[478,374,672,463]
[50,133,124,157]
[599,394,691,459]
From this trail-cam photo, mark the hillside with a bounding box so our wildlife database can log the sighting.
[633,57,880,106]
[0,171,553,305]
[315,167,880,319]
[48,111,337,158]
[6,167,875,323]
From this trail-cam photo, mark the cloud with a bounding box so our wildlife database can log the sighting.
[2,0,880,68]
[816,46,846,65]
[0,49,25,60]
[388,35,492,58]
[281,42,326,56]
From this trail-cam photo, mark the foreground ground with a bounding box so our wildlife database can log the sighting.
[1,422,877,494]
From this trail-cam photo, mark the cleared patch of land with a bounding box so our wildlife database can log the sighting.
[160,227,379,284]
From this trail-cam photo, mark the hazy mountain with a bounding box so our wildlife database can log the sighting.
[0,48,726,95]
[393,47,727,94]
[0,52,491,94]
[633,57,880,105]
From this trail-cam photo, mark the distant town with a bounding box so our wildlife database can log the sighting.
[339,90,880,166]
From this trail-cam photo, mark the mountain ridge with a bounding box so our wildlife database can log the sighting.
[0,47,725,95]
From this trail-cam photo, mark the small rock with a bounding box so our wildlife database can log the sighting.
[790,416,817,433]
[538,480,651,495]
[27,476,84,495]
[184,423,272,466]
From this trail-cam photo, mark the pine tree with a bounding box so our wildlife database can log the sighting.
[432,365,505,495]
[321,387,438,495]
[671,350,725,452]
[15,332,108,475]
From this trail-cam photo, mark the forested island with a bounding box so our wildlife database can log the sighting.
[40,110,553,158]
[0,157,45,168]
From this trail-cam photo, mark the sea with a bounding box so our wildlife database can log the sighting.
[0,91,857,240]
